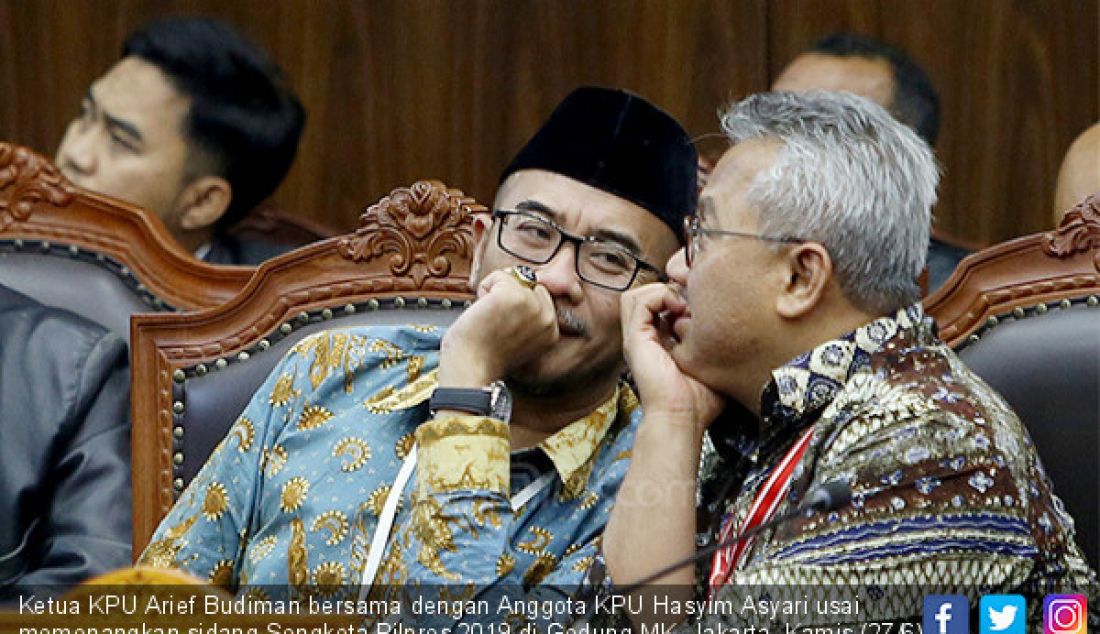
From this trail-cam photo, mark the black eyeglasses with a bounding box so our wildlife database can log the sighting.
[492,210,666,291]
[682,214,805,267]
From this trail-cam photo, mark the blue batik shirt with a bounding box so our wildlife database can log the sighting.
[140,324,641,628]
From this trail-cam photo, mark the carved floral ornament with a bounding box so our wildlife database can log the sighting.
[1044,191,1100,263]
[338,180,482,288]
[0,143,76,231]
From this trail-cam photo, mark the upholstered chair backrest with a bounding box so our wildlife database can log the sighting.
[925,191,1100,566]
[226,202,340,249]
[130,180,481,554]
[0,142,252,340]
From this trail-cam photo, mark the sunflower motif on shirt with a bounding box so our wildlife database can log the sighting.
[313,561,347,596]
[201,482,229,521]
[280,477,310,513]
[297,404,334,431]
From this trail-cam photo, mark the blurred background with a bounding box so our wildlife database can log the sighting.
[2,0,1096,246]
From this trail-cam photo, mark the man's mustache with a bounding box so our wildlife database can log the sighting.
[556,305,589,338]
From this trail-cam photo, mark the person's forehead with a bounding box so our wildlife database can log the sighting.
[496,169,672,246]
[772,53,895,108]
[700,140,780,223]
[705,140,780,194]
[91,57,190,125]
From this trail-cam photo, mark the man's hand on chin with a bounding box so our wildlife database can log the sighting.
[621,282,724,439]
[439,266,560,389]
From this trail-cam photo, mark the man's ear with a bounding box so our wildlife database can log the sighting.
[177,176,232,231]
[468,212,493,288]
[775,242,832,319]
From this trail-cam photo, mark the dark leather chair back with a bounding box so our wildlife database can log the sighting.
[130,180,480,554]
[926,191,1100,566]
[227,201,340,248]
[0,250,155,338]
[0,142,252,340]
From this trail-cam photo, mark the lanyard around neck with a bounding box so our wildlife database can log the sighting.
[707,425,814,595]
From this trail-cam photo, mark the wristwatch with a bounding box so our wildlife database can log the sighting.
[429,380,513,423]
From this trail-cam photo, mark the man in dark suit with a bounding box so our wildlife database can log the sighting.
[55,17,306,266]
[773,32,970,291]
[0,284,131,599]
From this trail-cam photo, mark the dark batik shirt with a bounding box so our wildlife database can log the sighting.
[593,304,1099,629]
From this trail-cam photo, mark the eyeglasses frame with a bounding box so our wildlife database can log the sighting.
[492,209,667,291]
[682,214,806,267]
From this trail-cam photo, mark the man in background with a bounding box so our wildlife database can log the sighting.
[773,32,969,291]
[55,17,306,265]
[0,284,130,600]
[1053,121,1099,223]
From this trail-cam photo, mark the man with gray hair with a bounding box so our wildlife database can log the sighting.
[595,91,1098,629]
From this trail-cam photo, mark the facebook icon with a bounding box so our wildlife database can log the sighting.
[925,595,970,634]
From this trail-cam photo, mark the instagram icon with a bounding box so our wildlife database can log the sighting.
[1044,595,1088,634]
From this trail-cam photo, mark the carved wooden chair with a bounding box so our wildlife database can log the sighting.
[129,180,479,554]
[0,142,252,340]
[925,191,1100,565]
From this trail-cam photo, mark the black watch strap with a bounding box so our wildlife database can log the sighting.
[429,387,492,416]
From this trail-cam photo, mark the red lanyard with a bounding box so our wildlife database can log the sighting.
[708,425,814,596]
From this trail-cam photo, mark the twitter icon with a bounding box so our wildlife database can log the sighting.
[981,595,1026,634]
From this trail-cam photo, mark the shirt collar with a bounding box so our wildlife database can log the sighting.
[539,383,638,498]
[760,303,926,434]
[389,372,636,498]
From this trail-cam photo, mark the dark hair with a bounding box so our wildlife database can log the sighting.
[123,17,306,229]
[810,32,940,146]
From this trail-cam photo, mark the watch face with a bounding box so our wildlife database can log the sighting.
[490,381,513,423]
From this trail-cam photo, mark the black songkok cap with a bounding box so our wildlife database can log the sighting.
[501,86,697,241]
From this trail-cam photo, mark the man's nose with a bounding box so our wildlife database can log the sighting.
[534,243,584,302]
[58,125,98,178]
[665,247,689,285]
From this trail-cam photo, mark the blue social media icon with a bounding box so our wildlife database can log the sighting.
[925,595,970,634]
[981,595,1026,634]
